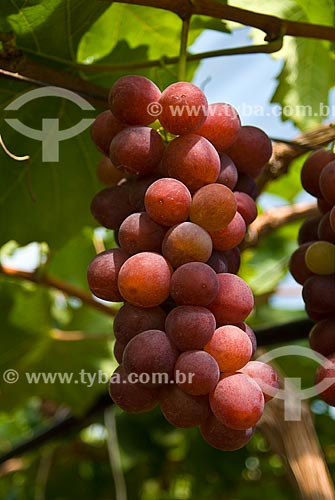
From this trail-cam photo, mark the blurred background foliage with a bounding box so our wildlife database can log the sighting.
[0,0,334,498]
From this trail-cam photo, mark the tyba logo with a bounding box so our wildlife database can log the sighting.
[4,86,95,162]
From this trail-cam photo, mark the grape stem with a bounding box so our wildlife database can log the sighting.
[178,15,191,82]
[243,201,319,249]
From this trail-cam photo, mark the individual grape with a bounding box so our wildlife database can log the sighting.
[302,275,335,314]
[289,243,315,285]
[91,110,127,156]
[87,248,129,302]
[118,252,172,307]
[208,273,254,324]
[309,319,335,357]
[301,149,335,197]
[158,82,208,135]
[165,305,216,351]
[318,211,335,244]
[235,322,257,356]
[216,153,238,189]
[162,134,220,193]
[170,262,219,306]
[159,386,209,428]
[305,241,335,275]
[96,156,126,186]
[234,173,258,200]
[110,126,164,176]
[144,178,191,226]
[196,103,241,151]
[200,412,255,451]
[315,354,335,406]
[128,176,157,212]
[298,215,323,245]
[123,330,179,386]
[223,247,241,274]
[108,75,161,125]
[305,306,332,323]
[225,126,272,176]
[90,184,133,230]
[318,197,333,214]
[118,212,166,254]
[114,302,166,345]
[175,350,220,395]
[209,373,264,430]
[240,361,279,402]
[209,212,246,251]
[206,251,229,274]
[234,191,258,225]
[189,184,237,231]
[319,161,335,204]
[331,206,335,233]
[109,365,159,412]
[162,222,213,268]
[113,340,126,364]
[204,325,252,373]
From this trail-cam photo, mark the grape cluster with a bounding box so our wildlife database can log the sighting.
[289,148,335,405]
[88,75,279,451]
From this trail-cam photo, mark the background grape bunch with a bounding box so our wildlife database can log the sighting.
[289,149,335,405]
[88,75,279,451]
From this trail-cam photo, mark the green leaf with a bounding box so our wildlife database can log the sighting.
[77,3,201,65]
[2,0,108,62]
[47,227,96,290]
[0,278,114,415]
[0,78,100,249]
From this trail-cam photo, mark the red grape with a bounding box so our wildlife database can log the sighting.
[109,75,161,125]
[210,373,264,430]
[225,126,272,176]
[301,149,335,197]
[200,412,255,451]
[91,110,127,156]
[240,361,279,402]
[162,222,212,268]
[87,248,129,302]
[118,212,166,254]
[175,350,220,395]
[110,126,164,176]
[162,134,220,192]
[159,385,209,428]
[123,330,179,386]
[90,185,133,230]
[196,102,241,151]
[158,82,208,135]
[165,305,216,351]
[118,252,172,307]
[170,262,219,306]
[114,302,166,345]
[204,325,252,372]
[109,365,159,412]
[208,273,254,324]
[209,212,246,251]
[144,178,191,226]
[189,184,237,231]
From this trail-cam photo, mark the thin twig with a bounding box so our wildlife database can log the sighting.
[0,265,118,317]
[178,16,191,82]
[243,202,319,249]
[105,407,128,500]
[108,0,335,42]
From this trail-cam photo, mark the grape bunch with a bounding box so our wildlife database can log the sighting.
[88,75,279,451]
[289,148,335,405]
